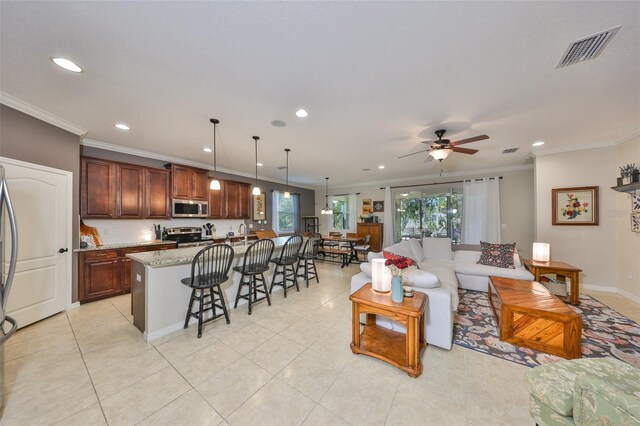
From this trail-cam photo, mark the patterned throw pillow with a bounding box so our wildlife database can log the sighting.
[383,250,415,267]
[476,241,516,269]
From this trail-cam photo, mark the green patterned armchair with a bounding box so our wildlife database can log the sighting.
[525,358,640,426]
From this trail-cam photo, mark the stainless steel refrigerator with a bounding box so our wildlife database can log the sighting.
[0,164,18,416]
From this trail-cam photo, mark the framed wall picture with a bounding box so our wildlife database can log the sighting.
[633,195,640,213]
[373,200,384,212]
[253,192,266,221]
[632,214,640,233]
[552,186,599,226]
[362,199,372,215]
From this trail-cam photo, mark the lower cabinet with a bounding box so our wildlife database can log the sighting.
[79,243,176,303]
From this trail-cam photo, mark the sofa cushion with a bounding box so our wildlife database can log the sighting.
[422,237,453,262]
[360,262,372,277]
[406,269,439,289]
[477,241,516,269]
[406,238,425,262]
[455,249,522,268]
[455,261,533,280]
[383,241,416,266]
[368,251,384,262]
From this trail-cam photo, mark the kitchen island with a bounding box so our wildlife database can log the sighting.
[127,237,291,341]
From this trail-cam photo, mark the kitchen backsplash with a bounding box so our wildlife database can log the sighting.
[83,218,265,245]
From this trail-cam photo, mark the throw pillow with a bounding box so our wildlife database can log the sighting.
[422,237,453,262]
[477,241,516,269]
[383,250,414,267]
[406,238,425,263]
[368,251,384,262]
[360,262,372,277]
[406,269,439,289]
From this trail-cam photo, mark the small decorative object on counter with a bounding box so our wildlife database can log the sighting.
[385,257,414,303]
[153,224,162,240]
[619,163,637,185]
[403,285,414,298]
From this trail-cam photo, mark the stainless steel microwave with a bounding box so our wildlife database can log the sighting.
[172,199,209,218]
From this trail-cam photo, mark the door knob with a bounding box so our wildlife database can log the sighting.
[58,248,69,253]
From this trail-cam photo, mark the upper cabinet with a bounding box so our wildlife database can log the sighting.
[169,164,209,201]
[81,157,170,219]
[81,158,116,218]
[208,178,250,219]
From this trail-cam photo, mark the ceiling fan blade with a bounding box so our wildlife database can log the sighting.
[451,135,489,146]
[424,155,434,163]
[420,140,435,145]
[398,149,430,159]
[451,147,479,155]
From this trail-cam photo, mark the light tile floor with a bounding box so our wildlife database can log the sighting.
[2,262,638,426]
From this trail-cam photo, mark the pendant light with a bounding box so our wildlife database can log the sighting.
[283,148,291,198]
[321,177,333,215]
[209,118,221,190]
[252,136,261,196]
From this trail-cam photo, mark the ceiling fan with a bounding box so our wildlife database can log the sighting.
[398,129,489,162]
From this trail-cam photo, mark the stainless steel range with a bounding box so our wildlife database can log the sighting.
[164,227,214,248]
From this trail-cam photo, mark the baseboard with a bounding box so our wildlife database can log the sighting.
[66,301,81,310]
[617,288,640,304]
[581,284,618,293]
[144,322,184,342]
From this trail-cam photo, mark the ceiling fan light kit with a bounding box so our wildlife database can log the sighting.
[398,129,488,162]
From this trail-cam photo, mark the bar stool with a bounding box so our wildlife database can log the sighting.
[181,243,234,338]
[296,237,319,287]
[233,239,275,315]
[269,235,303,298]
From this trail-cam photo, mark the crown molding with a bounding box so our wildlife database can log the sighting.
[327,163,534,190]
[532,129,640,157]
[81,138,316,191]
[0,92,87,136]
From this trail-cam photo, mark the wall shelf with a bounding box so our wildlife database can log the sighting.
[611,182,640,193]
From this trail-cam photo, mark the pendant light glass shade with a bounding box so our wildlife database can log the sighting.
[284,148,291,198]
[209,118,221,190]
[252,136,261,196]
[429,148,452,161]
[321,177,333,215]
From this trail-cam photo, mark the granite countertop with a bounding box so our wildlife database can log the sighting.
[127,236,292,267]
[73,240,176,253]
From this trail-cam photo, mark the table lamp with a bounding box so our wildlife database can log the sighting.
[532,242,550,262]
[371,258,391,293]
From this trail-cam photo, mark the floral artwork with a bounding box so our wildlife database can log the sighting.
[552,186,599,226]
[632,214,640,233]
[252,192,266,221]
[633,195,640,213]
[560,193,589,220]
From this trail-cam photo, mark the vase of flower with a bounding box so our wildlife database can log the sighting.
[391,276,404,303]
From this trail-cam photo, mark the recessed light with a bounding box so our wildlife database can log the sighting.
[114,123,130,130]
[51,57,83,73]
[202,147,212,153]
[295,109,308,118]
[271,120,287,127]
[378,165,385,169]
[256,162,263,167]
[532,141,545,147]
[362,168,370,171]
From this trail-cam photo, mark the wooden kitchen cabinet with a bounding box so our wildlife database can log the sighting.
[144,168,170,218]
[116,164,144,219]
[357,223,383,253]
[208,178,225,219]
[79,243,177,303]
[224,180,251,219]
[81,157,170,219]
[237,182,250,219]
[81,158,116,218]
[169,164,209,201]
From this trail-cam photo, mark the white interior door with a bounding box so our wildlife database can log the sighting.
[1,158,71,328]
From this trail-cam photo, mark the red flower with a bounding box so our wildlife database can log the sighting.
[583,202,589,207]
[573,202,580,207]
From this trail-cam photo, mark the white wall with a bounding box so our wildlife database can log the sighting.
[535,147,618,289]
[615,136,640,299]
[84,218,246,245]
[317,166,535,257]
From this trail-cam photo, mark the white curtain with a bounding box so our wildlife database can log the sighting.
[348,193,357,232]
[272,191,279,233]
[383,186,395,248]
[292,194,300,233]
[462,177,501,244]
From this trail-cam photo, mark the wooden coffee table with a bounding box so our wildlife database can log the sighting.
[522,259,582,305]
[350,283,427,377]
[488,276,582,359]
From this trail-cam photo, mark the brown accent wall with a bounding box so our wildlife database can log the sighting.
[0,104,81,301]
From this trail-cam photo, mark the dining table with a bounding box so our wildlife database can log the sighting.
[318,235,363,267]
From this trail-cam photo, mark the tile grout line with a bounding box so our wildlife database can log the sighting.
[63,311,110,426]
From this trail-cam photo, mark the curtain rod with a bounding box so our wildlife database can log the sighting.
[380,176,502,190]
[331,192,360,197]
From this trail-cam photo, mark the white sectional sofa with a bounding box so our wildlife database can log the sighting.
[350,238,534,350]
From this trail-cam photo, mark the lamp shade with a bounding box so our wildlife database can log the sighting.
[532,242,550,262]
[429,148,452,161]
[210,179,221,190]
[371,258,391,293]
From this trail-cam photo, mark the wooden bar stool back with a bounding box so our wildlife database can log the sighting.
[270,235,303,298]
[181,243,234,338]
[296,237,320,287]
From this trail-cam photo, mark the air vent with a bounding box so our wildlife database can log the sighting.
[276,166,287,170]
[502,148,519,154]
[556,25,621,69]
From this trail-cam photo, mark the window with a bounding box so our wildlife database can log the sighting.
[329,194,357,232]
[273,191,299,234]
[394,187,462,244]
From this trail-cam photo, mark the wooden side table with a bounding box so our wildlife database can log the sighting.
[349,283,427,378]
[523,259,582,305]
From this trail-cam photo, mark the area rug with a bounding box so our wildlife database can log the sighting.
[453,289,640,368]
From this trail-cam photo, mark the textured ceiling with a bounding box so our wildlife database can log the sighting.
[1,1,639,188]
